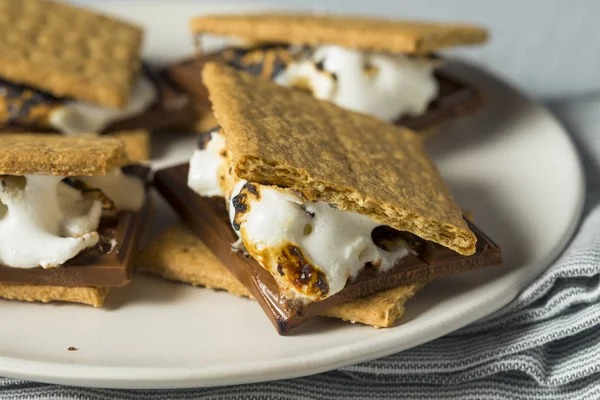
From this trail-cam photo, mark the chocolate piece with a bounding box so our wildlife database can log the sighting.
[0,67,197,134]
[0,165,151,287]
[103,69,197,133]
[0,125,52,134]
[154,164,502,334]
[396,70,483,131]
[166,47,483,132]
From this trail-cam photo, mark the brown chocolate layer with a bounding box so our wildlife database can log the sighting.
[154,164,502,334]
[103,69,197,133]
[0,165,151,288]
[166,49,484,132]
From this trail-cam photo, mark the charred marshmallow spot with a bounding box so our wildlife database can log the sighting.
[188,130,229,197]
[243,182,261,198]
[231,192,247,232]
[224,44,296,79]
[197,126,222,150]
[230,182,260,231]
[363,60,379,77]
[372,226,426,253]
[314,59,338,81]
[275,45,439,121]
[0,78,60,125]
[229,179,411,300]
[63,179,116,211]
[274,243,329,298]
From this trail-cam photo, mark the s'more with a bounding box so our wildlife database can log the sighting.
[0,134,150,307]
[168,13,487,133]
[0,0,196,159]
[144,63,501,334]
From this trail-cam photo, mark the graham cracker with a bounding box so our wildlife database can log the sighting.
[137,224,251,298]
[137,224,423,328]
[0,283,108,307]
[0,0,143,109]
[190,13,487,54]
[0,134,128,176]
[321,283,424,328]
[202,63,476,255]
[107,129,150,162]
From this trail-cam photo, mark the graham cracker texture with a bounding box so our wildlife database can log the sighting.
[321,283,424,328]
[203,63,476,255]
[137,224,423,328]
[0,0,143,109]
[0,283,108,307]
[107,129,150,162]
[0,134,128,176]
[137,224,252,298]
[190,13,487,54]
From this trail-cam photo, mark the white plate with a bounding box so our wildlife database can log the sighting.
[0,2,585,390]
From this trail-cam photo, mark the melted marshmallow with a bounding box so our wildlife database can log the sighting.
[58,183,103,237]
[0,176,100,269]
[188,132,227,197]
[229,180,410,300]
[79,168,145,212]
[186,131,410,300]
[0,168,145,269]
[275,45,438,121]
[48,76,157,134]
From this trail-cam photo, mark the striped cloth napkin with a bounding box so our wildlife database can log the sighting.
[2,97,600,399]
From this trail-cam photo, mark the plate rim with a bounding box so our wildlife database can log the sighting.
[0,81,586,389]
[0,0,587,385]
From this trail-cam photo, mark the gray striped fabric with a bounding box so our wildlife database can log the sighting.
[1,98,599,399]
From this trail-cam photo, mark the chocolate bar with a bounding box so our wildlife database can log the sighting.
[154,163,502,334]
[0,165,151,287]
[166,48,484,132]
[103,70,197,133]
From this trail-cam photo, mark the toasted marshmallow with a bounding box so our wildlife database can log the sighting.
[228,180,411,301]
[79,168,145,212]
[188,130,229,197]
[48,75,157,135]
[275,45,438,121]
[58,182,104,237]
[0,175,100,269]
[186,131,411,300]
[0,169,144,269]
